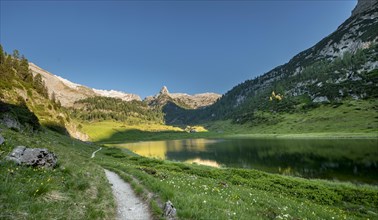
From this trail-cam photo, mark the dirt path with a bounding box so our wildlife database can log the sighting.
[104,169,152,220]
[91,147,102,158]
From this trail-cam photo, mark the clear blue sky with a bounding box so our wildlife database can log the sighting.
[1,0,356,98]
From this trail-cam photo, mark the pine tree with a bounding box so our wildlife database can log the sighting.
[19,55,32,82]
[33,74,49,98]
[0,44,5,65]
[12,49,20,70]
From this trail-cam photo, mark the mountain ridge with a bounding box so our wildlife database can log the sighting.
[29,63,221,109]
[29,62,141,106]
[144,86,221,109]
[164,0,378,124]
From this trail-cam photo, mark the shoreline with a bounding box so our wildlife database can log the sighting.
[95,131,378,145]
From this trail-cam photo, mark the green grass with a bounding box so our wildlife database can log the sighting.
[1,98,377,219]
[0,127,115,219]
[216,99,378,136]
[96,147,378,220]
[2,122,378,219]
[81,121,216,143]
[81,99,378,144]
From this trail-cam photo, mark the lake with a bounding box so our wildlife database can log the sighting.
[114,138,378,184]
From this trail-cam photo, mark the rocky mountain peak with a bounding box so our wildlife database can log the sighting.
[352,0,378,17]
[145,86,221,109]
[159,86,170,95]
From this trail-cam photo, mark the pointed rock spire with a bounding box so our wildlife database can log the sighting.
[159,86,169,95]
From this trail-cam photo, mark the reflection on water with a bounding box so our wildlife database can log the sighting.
[121,139,221,159]
[115,138,378,184]
[185,158,221,168]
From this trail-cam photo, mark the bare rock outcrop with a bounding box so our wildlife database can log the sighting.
[352,0,378,17]
[145,86,221,109]
[29,63,141,107]
[6,146,58,168]
[160,86,170,95]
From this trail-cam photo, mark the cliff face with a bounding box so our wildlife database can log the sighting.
[352,0,378,17]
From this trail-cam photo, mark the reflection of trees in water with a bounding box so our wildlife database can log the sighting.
[164,138,378,184]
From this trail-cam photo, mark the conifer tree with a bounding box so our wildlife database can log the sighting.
[0,44,5,65]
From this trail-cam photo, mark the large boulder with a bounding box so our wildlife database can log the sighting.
[6,146,58,168]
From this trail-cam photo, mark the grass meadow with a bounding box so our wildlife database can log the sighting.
[0,127,115,219]
[1,99,377,219]
[97,147,378,220]
[81,99,378,144]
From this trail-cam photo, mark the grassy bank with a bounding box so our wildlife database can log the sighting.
[80,121,216,143]
[80,121,377,145]
[79,99,377,144]
[207,99,378,138]
[97,147,378,220]
[1,98,377,219]
[0,127,115,219]
[1,124,378,219]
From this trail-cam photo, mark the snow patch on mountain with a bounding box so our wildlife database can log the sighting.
[29,62,141,106]
[92,89,141,101]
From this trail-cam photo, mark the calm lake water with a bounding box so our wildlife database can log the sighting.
[115,138,378,184]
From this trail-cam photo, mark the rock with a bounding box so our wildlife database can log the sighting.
[352,0,377,17]
[160,86,170,95]
[145,86,221,109]
[312,96,330,103]
[29,63,141,107]
[163,200,177,220]
[6,146,58,168]
[1,113,21,131]
[0,134,4,145]
[6,146,26,164]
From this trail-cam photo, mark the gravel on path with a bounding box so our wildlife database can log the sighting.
[104,169,152,220]
[91,147,102,158]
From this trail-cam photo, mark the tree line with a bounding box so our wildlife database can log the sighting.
[71,96,164,123]
[0,44,49,100]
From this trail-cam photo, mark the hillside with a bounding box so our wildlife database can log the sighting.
[0,46,77,136]
[71,96,164,124]
[29,63,141,107]
[165,0,378,126]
